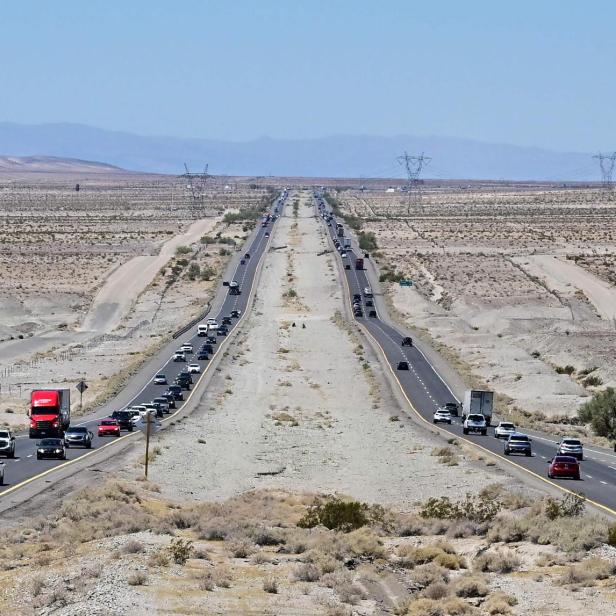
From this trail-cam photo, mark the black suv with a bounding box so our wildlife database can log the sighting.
[111,410,135,431]
[201,343,214,354]
[218,325,228,336]
[160,391,177,408]
[222,316,232,325]
[167,385,184,401]
[175,373,192,390]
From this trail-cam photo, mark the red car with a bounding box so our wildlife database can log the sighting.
[98,419,121,437]
[548,455,580,480]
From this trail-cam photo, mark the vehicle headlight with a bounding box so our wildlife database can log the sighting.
[38,449,45,453]
[55,449,62,453]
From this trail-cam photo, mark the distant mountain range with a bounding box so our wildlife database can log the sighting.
[0,122,599,181]
[0,154,123,174]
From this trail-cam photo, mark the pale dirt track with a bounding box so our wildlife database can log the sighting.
[140,193,505,507]
[80,216,219,333]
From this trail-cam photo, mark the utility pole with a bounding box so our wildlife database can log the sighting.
[397,151,431,213]
[593,152,616,191]
[144,412,151,479]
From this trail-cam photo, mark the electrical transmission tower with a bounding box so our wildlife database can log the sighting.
[180,163,210,204]
[397,151,431,211]
[593,152,616,191]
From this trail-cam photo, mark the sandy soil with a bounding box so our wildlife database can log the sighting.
[137,191,506,508]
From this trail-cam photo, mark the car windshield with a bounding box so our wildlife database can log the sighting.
[40,439,62,446]
[554,456,577,463]
[101,420,116,425]
[0,431,9,438]
[156,374,165,378]
[500,423,514,429]
[562,440,581,446]
[468,415,484,421]
[67,427,87,433]
[510,435,529,441]
[437,410,450,415]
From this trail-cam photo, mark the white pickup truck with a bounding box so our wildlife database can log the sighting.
[463,414,488,436]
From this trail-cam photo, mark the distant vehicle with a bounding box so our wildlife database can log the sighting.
[131,405,149,417]
[152,397,170,413]
[240,259,246,265]
[365,299,374,307]
[548,455,580,480]
[444,402,460,416]
[368,310,377,317]
[353,308,363,317]
[363,287,373,298]
[217,325,228,336]
[173,351,186,362]
[180,343,193,354]
[230,310,241,318]
[126,409,142,424]
[167,385,184,401]
[504,433,532,456]
[340,251,347,258]
[206,319,218,330]
[229,281,240,295]
[0,429,16,458]
[557,438,584,461]
[494,422,516,439]
[433,409,452,425]
[98,419,121,437]
[352,294,361,302]
[463,414,487,435]
[343,237,351,249]
[188,363,201,374]
[222,316,232,325]
[111,410,135,432]
[264,232,270,238]
[174,374,191,390]
[153,374,167,385]
[463,390,494,426]
[29,389,71,439]
[206,335,217,344]
[64,426,93,449]
[144,402,163,418]
[201,343,214,354]
[244,252,250,259]
[160,392,177,408]
[355,258,364,270]
[36,438,66,460]
[397,361,409,371]
[345,263,350,270]
[197,324,209,336]
[197,351,209,361]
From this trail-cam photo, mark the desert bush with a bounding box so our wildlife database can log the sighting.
[420,493,501,523]
[398,543,464,570]
[175,245,192,255]
[402,597,473,616]
[410,563,450,587]
[358,231,378,251]
[452,574,488,598]
[263,576,278,594]
[608,524,616,547]
[252,527,285,546]
[473,549,520,573]
[229,539,256,558]
[578,387,616,439]
[122,539,144,554]
[432,447,459,466]
[421,581,451,600]
[198,573,215,591]
[293,563,321,582]
[483,591,517,615]
[168,537,193,565]
[558,557,615,586]
[583,374,603,387]
[148,549,170,567]
[127,570,148,586]
[543,492,585,520]
[31,575,46,596]
[320,570,365,604]
[345,527,385,558]
[298,497,384,532]
[555,365,575,375]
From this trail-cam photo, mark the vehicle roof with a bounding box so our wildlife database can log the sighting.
[561,438,582,444]
[498,422,515,427]
[467,414,485,419]
[553,455,579,463]
[100,419,118,424]
[66,426,87,431]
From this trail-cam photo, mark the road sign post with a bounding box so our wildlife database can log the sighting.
[144,412,151,479]
[76,380,88,411]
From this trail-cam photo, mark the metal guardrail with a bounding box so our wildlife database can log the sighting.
[171,303,211,339]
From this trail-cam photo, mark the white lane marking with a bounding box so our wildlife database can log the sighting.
[586,475,593,479]
[26,454,32,458]
[601,480,608,485]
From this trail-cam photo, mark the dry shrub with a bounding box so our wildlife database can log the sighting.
[251,551,271,564]
[452,574,488,598]
[480,483,531,511]
[198,572,215,591]
[558,557,616,586]
[397,543,464,570]
[446,520,482,539]
[228,539,256,558]
[127,570,148,586]
[263,576,278,593]
[473,549,520,573]
[421,581,451,600]
[410,563,450,587]
[148,549,170,567]
[30,575,46,596]
[168,537,193,564]
[212,566,232,588]
[402,597,474,616]
[122,539,144,554]
[346,527,385,559]
[396,513,451,537]
[192,547,210,560]
[483,591,517,615]
[320,570,365,604]
[293,563,321,582]
[252,527,285,546]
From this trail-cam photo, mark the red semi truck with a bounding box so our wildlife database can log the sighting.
[355,258,364,270]
[29,389,71,438]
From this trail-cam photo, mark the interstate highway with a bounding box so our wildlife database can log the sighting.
[0,193,287,496]
[317,196,616,516]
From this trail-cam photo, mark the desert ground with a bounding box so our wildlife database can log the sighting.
[0,172,275,426]
[328,187,616,437]
[0,191,614,616]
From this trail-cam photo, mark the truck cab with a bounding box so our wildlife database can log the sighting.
[29,389,71,438]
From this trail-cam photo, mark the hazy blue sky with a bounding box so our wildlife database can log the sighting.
[1,1,614,151]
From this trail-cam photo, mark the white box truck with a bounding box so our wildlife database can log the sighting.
[343,237,351,249]
[462,390,494,426]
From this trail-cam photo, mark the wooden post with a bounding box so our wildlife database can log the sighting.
[144,412,151,479]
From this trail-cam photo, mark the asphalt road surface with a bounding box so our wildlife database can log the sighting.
[316,195,616,516]
[0,192,287,496]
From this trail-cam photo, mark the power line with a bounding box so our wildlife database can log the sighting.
[180,163,210,204]
[593,152,616,190]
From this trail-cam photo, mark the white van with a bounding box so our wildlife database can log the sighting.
[197,324,208,336]
[363,287,373,298]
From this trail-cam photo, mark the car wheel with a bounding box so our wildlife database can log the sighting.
[8,448,14,458]
[37,455,41,460]
[433,420,437,424]
[525,452,532,457]
[548,472,553,479]
[504,449,510,455]
[448,420,452,425]
[481,430,487,435]
[463,428,468,434]
[87,442,92,449]
[574,473,581,480]
[128,426,133,432]
[62,453,66,460]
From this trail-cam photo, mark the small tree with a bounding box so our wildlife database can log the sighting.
[578,387,616,440]
[187,263,200,280]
